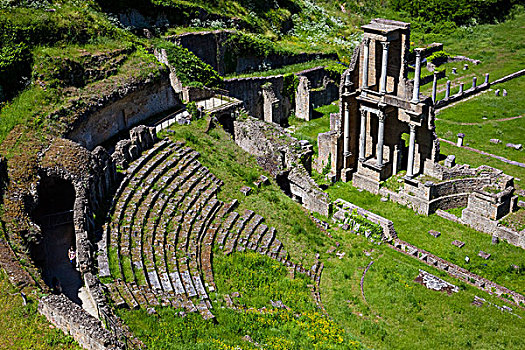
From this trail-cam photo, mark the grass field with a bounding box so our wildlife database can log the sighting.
[322,230,525,350]
[435,76,525,165]
[0,271,79,349]
[419,10,525,100]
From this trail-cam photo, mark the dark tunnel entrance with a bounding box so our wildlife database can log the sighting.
[32,175,83,305]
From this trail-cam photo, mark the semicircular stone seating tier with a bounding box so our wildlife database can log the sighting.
[98,139,322,320]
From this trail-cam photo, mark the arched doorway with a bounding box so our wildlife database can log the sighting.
[32,175,82,304]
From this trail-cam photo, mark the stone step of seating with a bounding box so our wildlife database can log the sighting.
[247,224,268,251]
[258,227,276,254]
[123,154,202,285]
[115,280,139,310]
[107,282,126,309]
[197,300,215,320]
[215,211,239,248]
[223,210,254,255]
[236,214,264,252]
[108,144,182,279]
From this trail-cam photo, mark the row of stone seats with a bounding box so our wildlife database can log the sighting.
[100,139,321,319]
[215,209,288,262]
[102,140,223,319]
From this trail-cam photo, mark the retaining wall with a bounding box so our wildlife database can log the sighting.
[39,294,123,350]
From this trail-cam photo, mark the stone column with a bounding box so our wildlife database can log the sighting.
[457,133,465,147]
[459,82,464,94]
[406,123,416,178]
[361,38,370,89]
[432,72,438,104]
[343,102,350,156]
[359,109,367,161]
[485,73,490,85]
[445,80,451,99]
[376,112,386,167]
[411,49,423,103]
[379,41,390,94]
[472,76,477,89]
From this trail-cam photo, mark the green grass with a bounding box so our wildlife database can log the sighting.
[435,76,525,164]
[289,102,337,155]
[419,10,525,99]
[327,181,525,294]
[119,250,361,349]
[0,271,79,349]
[225,59,340,79]
[321,230,525,350]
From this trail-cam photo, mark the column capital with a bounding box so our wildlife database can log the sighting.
[381,41,390,49]
[363,37,370,46]
[360,108,367,117]
[408,123,417,132]
[377,111,386,122]
[414,48,423,57]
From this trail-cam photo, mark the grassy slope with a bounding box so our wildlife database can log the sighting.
[0,271,80,349]
[419,10,525,99]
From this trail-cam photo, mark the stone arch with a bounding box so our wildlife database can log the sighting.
[31,174,82,305]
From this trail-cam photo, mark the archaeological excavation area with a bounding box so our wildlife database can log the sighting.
[0,1,524,349]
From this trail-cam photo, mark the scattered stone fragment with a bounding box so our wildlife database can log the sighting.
[518,200,525,208]
[452,240,465,248]
[503,89,508,97]
[491,236,499,245]
[340,223,350,230]
[444,155,456,167]
[380,197,388,202]
[472,296,484,307]
[465,256,470,263]
[258,175,269,185]
[240,186,252,196]
[428,230,441,238]
[463,64,469,70]
[415,269,459,294]
[147,307,156,315]
[326,246,336,254]
[451,67,457,74]
[505,143,522,150]
[489,139,501,144]
[495,89,500,96]
[478,251,491,260]
[336,251,346,259]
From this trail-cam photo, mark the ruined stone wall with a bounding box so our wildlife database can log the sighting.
[68,79,178,150]
[39,294,123,350]
[168,30,337,75]
[224,76,287,122]
[171,30,232,75]
[233,117,330,216]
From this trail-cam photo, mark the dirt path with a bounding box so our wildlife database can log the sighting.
[436,115,523,125]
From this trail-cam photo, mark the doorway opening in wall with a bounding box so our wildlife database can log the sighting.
[31,175,83,305]
[397,133,410,173]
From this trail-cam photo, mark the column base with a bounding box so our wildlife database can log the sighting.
[341,168,353,182]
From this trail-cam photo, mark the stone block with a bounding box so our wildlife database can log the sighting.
[478,251,491,260]
[428,230,441,238]
[451,240,465,248]
[444,155,456,167]
[240,186,252,196]
[489,139,501,144]
[505,143,522,150]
